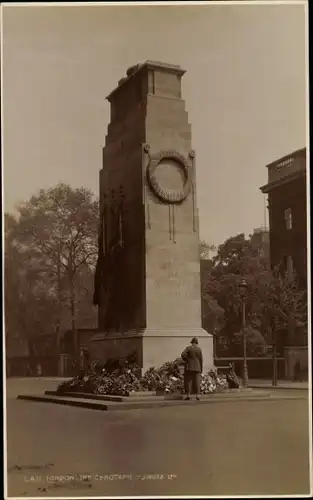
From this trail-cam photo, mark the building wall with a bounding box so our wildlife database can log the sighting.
[284,346,308,380]
[267,148,306,185]
[250,228,270,259]
[267,175,307,287]
[261,148,307,288]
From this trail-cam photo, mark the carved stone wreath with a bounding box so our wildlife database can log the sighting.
[146,150,191,204]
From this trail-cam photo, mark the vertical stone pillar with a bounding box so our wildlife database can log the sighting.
[92,61,213,372]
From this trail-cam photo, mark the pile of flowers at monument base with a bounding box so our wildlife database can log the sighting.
[57,355,234,396]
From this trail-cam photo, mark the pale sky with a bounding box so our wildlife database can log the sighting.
[2,2,307,246]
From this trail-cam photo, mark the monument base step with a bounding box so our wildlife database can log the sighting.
[17,390,301,413]
[44,390,124,402]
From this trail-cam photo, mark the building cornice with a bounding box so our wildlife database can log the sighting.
[265,147,306,170]
[260,170,306,194]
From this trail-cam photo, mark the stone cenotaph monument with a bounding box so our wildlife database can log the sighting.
[92,61,213,372]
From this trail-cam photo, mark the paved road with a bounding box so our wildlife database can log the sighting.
[6,378,68,399]
[6,395,311,497]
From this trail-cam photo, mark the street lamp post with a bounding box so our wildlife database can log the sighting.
[272,315,278,387]
[239,279,249,388]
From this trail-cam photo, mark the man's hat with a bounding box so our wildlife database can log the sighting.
[191,337,198,344]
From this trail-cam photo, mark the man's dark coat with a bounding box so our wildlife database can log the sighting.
[181,344,203,373]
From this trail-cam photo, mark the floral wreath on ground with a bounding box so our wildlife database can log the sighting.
[57,356,238,397]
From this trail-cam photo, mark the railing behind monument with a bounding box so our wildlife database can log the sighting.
[214,357,285,379]
[6,355,77,378]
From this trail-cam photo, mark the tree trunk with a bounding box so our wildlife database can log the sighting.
[70,279,78,357]
[27,337,37,376]
[55,257,62,353]
[28,338,36,359]
[213,333,217,358]
[55,323,61,352]
[68,252,78,358]
[272,326,278,386]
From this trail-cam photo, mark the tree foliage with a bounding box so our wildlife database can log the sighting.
[201,234,307,357]
[4,213,59,356]
[5,184,99,356]
[200,240,216,260]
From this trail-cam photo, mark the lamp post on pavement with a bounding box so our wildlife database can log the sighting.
[272,315,278,386]
[239,279,249,388]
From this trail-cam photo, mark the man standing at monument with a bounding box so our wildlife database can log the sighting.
[181,337,203,401]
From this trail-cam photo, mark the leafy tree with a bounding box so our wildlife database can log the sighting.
[6,184,99,356]
[200,240,216,260]
[202,234,269,355]
[4,213,59,357]
[257,268,307,384]
[201,233,307,360]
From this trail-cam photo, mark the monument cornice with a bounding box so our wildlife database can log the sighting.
[144,60,186,76]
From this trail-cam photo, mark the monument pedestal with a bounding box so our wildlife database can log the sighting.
[91,329,213,373]
[141,329,213,372]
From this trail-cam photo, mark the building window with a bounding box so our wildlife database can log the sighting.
[282,255,293,280]
[284,208,292,230]
[286,255,293,280]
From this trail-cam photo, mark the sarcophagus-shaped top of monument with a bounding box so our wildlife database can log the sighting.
[106,60,186,105]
